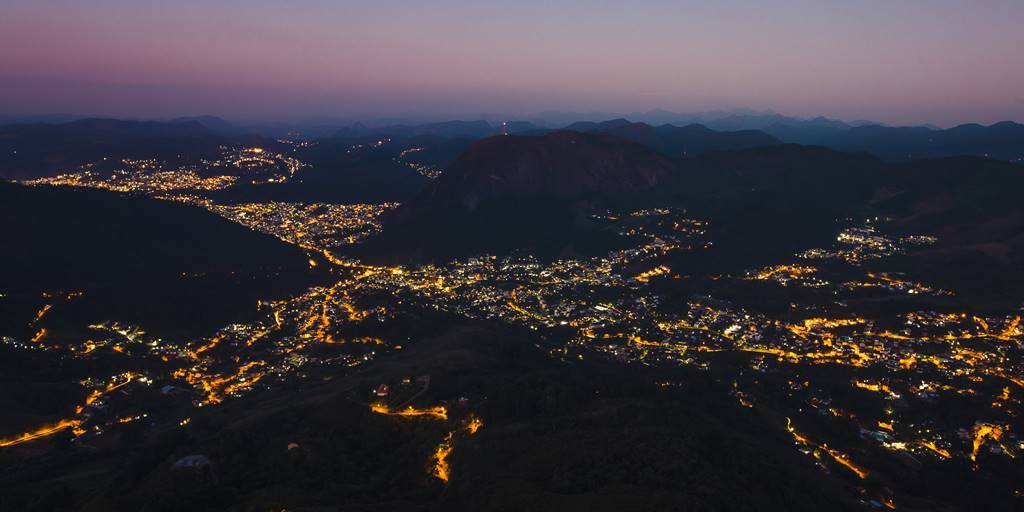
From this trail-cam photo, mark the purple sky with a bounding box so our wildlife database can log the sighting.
[2,0,1022,126]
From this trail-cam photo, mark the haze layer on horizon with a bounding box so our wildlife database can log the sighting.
[2,0,1022,127]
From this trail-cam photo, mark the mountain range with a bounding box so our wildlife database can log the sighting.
[3,113,1021,181]
[763,121,1024,161]
[329,116,1023,163]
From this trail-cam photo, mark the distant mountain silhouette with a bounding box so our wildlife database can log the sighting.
[527,109,870,132]
[764,121,1024,162]
[555,116,1023,162]
[562,118,635,132]
[169,115,249,136]
[516,110,1023,162]
[328,119,779,170]
[562,120,781,158]
[335,120,540,139]
[704,113,865,132]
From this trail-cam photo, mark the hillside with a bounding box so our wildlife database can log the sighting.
[0,181,320,334]
[0,320,858,512]
[358,131,679,261]
[0,119,253,179]
[361,138,884,265]
[406,130,676,207]
[866,157,1024,305]
[206,147,430,204]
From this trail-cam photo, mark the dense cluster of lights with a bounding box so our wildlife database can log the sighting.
[191,200,400,249]
[21,147,307,193]
[3,199,1022,506]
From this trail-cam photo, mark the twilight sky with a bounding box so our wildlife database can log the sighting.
[1,0,1022,126]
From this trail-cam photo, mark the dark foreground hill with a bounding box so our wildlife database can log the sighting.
[0,318,858,512]
[0,181,320,335]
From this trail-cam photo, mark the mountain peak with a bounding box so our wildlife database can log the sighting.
[415,130,678,206]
